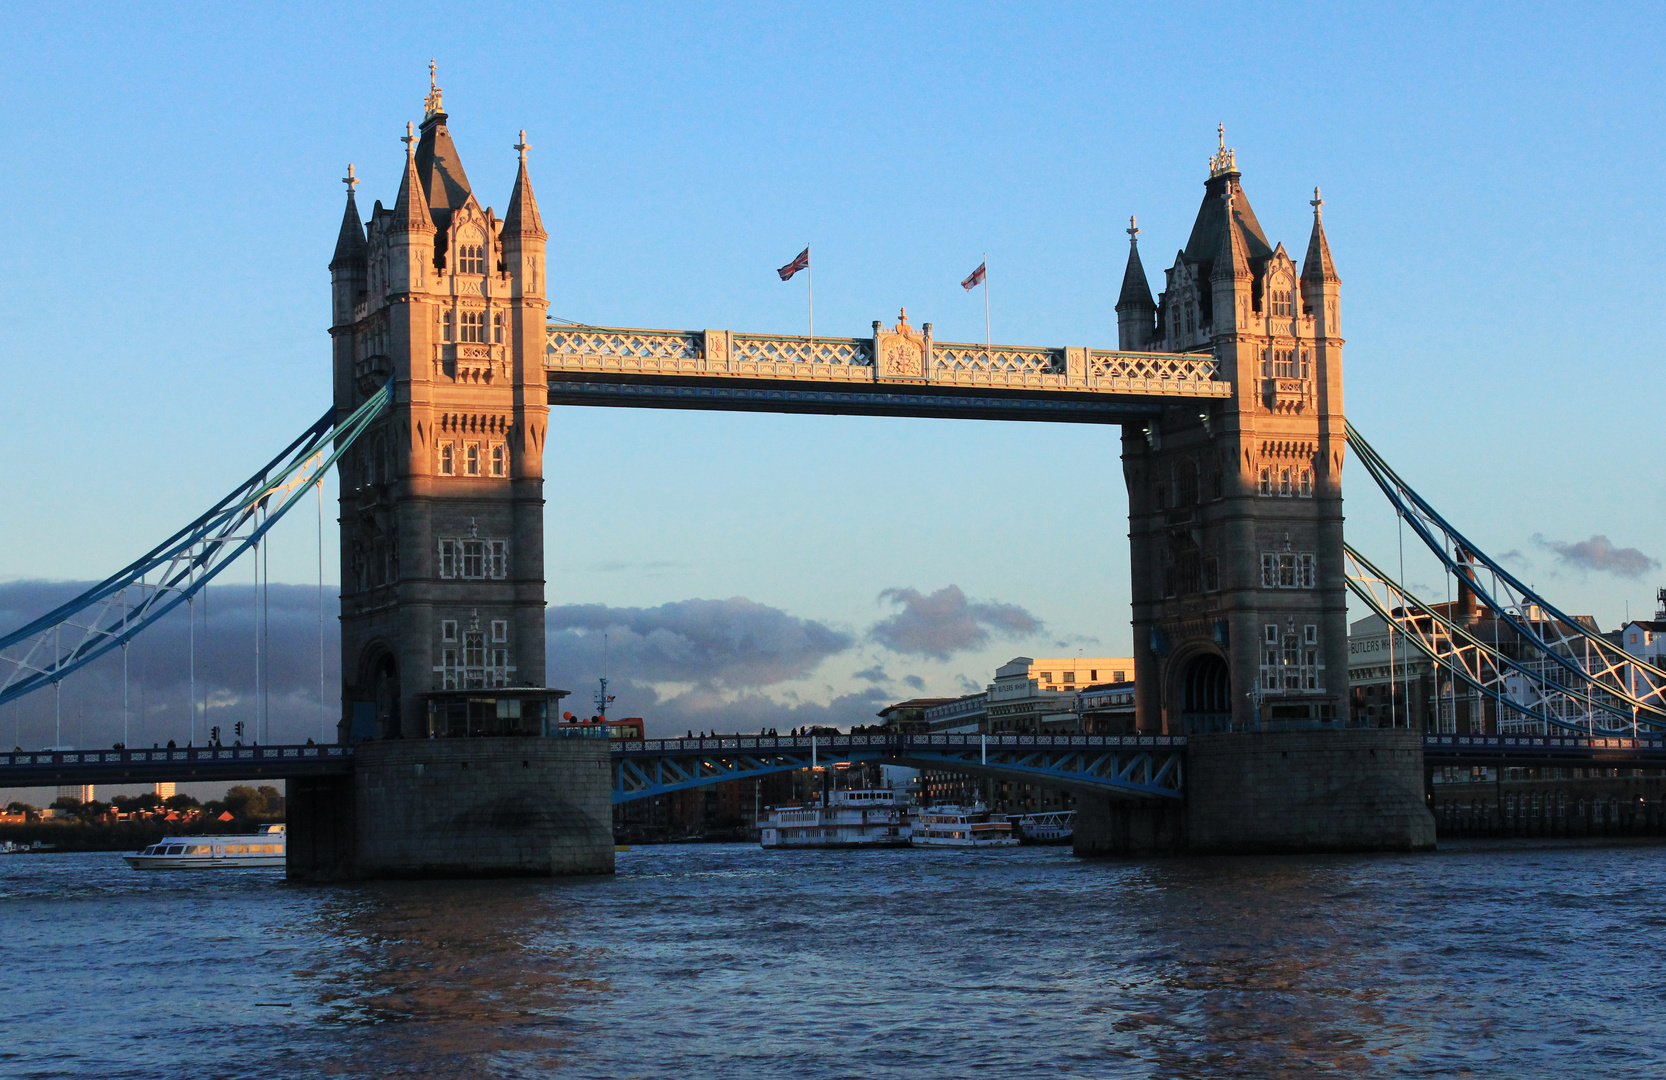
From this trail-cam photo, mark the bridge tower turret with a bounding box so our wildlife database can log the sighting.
[329,77,551,742]
[1121,132,1349,737]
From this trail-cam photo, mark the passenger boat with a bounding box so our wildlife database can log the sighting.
[1010,810,1075,845]
[911,804,1020,848]
[760,788,914,849]
[123,824,286,869]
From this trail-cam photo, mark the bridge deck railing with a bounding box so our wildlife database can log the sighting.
[545,326,1230,399]
[614,733,1188,756]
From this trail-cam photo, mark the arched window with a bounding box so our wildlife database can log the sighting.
[1258,467,1272,496]
[456,234,486,275]
[1175,459,1199,506]
[1279,468,1292,497]
[492,312,504,344]
[491,444,505,477]
[439,444,453,475]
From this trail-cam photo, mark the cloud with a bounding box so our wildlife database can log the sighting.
[0,580,340,749]
[1532,534,1659,580]
[852,665,890,683]
[1498,549,1529,568]
[545,597,854,690]
[902,674,926,690]
[867,585,1043,661]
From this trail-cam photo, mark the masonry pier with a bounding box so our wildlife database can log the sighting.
[1073,728,1435,856]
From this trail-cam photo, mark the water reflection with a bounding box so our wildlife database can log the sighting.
[297,879,613,1077]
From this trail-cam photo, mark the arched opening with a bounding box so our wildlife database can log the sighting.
[374,653,401,740]
[1179,652,1231,735]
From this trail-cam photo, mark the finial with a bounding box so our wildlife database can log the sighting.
[342,163,358,195]
[1127,215,1139,244]
[402,121,415,156]
[1208,125,1237,178]
[514,129,529,162]
[1217,123,1225,153]
[1310,185,1324,220]
[424,60,444,119]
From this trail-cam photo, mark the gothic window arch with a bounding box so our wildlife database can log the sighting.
[1175,459,1199,506]
[456,229,486,275]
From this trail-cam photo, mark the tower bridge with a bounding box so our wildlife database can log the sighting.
[14,81,1660,876]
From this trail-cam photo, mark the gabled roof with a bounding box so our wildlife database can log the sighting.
[414,112,474,232]
[1182,171,1273,281]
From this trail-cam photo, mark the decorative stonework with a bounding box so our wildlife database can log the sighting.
[876,308,926,380]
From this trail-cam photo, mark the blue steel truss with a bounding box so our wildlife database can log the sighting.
[611,733,1187,804]
[0,385,391,706]
[1346,421,1666,728]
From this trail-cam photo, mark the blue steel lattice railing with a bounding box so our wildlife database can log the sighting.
[1345,421,1666,732]
[611,732,1187,804]
[0,384,392,706]
[0,743,356,786]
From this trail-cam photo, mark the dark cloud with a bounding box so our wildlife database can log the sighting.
[600,684,894,738]
[1499,549,1529,567]
[1532,534,1659,579]
[0,580,340,750]
[853,665,889,683]
[867,585,1043,661]
[545,597,853,691]
[902,674,926,690]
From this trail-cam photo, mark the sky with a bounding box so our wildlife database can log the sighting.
[2,1,1664,779]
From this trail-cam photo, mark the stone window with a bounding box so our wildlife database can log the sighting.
[443,310,455,342]
[441,619,458,642]
[491,619,508,643]
[440,444,453,475]
[460,310,485,343]
[1204,557,1220,591]
[1175,460,1198,506]
[1261,552,1317,589]
[441,648,459,689]
[1258,467,1272,496]
[1279,468,1292,497]
[491,444,505,477]
[457,244,486,275]
[437,536,508,580]
[1299,468,1313,497]
[493,312,504,344]
[490,540,507,577]
[462,541,485,578]
[439,541,456,578]
[1272,289,1293,317]
[465,444,480,476]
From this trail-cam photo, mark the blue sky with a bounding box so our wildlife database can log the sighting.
[2,2,1663,754]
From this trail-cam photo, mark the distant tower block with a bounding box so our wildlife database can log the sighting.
[57,784,94,804]
[153,782,176,799]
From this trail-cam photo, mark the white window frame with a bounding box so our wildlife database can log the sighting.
[440,444,453,475]
[439,540,457,579]
[441,619,458,642]
[491,619,508,644]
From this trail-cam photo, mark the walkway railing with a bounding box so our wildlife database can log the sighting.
[0,743,355,785]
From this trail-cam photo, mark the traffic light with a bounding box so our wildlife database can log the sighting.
[210,726,220,743]
[234,721,245,738]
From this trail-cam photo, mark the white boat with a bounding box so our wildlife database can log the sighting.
[760,788,913,849]
[1011,810,1075,845]
[123,824,286,869]
[912,804,1020,847]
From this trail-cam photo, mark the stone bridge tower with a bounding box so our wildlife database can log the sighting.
[1117,133,1346,736]
[327,76,550,740]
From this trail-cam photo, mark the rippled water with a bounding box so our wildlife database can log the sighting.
[3,842,1665,1078]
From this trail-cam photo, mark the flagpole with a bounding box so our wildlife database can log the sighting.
[807,243,814,342]
[983,253,991,365]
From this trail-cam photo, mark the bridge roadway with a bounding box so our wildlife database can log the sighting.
[542,324,1228,424]
[4,733,1661,798]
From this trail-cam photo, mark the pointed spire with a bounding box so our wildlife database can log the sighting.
[425,59,444,120]
[502,129,546,239]
[1116,215,1155,311]
[1302,185,1339,284]
[1211,187,1251,283]
[330,164,367,268]
[392,122,434,235]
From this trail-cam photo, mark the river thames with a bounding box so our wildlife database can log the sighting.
[3,842,1663,1078]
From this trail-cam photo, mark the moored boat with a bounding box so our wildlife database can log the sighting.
[760,788,913,849]
[123,824,286,869]
[1010,810,1075,845]
[911,803,1019,848]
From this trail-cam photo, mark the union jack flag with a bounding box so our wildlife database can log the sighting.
[961,261,986,290]
[777,247,810,281]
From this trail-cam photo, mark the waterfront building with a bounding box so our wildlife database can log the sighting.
[153,782,176,799]
[56,784,94,804]
[922,693,987,734]
[1076,682,1137,733]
